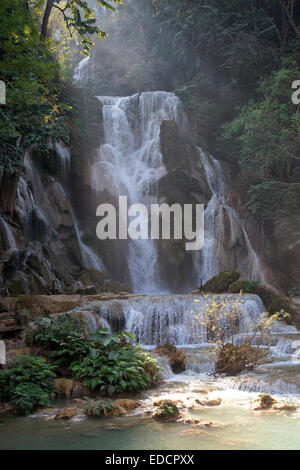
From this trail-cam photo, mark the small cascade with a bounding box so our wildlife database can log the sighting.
[54,141,70,185]
[53,144,106,273]
[88,293,266,347]
[71,206,106,272]
[196,148,264,283]
[0,216,17,250]
[73,56,90,83]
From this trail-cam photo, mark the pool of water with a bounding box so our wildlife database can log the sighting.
[1,380,300,450]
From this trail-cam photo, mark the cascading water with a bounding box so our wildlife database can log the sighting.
[83,293,266,347]
[73,56,90,83]
[93,92,186,293]
[54,143,106,273]
[196,148,264,283]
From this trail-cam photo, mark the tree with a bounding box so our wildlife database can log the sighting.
[40,0,123,54]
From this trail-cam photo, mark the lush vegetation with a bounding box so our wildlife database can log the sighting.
[0,316,160,416]
[0,355,56,415]
[29,315,160,394]
[0,0,119,216]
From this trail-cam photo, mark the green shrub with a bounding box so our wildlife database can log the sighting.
[229,282,292,316]
[228,280,259,294]
[289,286,300,297]
[29,316,160,395]
[228,281,298,325]
[28,315,89,368]
[71,331,160,395]
[0,355,56,415]
[201,271,240,293]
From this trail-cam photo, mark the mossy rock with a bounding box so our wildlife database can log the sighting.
[229,281,297,323]
[152,400,180,421]
[6,276,26,295]
[201,271,240,293]
[228,280,259,294]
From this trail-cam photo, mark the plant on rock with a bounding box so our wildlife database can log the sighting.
[152,400,180,421]
[0,355,56,415]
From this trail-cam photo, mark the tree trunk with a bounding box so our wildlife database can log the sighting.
[40,0,54,41]
[279,0,300,38]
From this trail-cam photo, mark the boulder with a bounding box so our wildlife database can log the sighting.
[152,400,180,421]
[55,407,78,420]
[251,394,298,412]
[251,394,277,410]
[71,381,90,398]
[201,271,240,293]
[111,399,137,417]
[195,398,222,407]
[153,343,186,374]
[54,378,74,398]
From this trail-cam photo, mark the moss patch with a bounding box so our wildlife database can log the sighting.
[201,270,240,293]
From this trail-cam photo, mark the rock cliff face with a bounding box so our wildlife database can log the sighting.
[0,88,298,296]
[0,90,131,296]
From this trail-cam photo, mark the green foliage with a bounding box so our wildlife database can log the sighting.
[228,280,259,294]
[71,338,160,395]
[28,316,160,394]
[228,280,296,322]
[289,286,300,296]
[28,315,89,368]
[11,383,52,416]
[84,398,113,417]
[0,0,70,174]
[201,271,240,293]
[222,60,300,224]
[0,355,56,415]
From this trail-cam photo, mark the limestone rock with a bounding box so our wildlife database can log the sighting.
[111,399,137,417]
[196,398,222,407]
[152,400,180,421]
[54,378,74,398]
[55,407,78,420]
[153,343,186,374]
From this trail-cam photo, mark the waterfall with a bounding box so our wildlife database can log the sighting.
[54,141,70,185]
[88,293,266,347]
[0,217,17,250]
[94,92,186,293]
[73,56,90,83]
[53,142,106,273]
[196,148,264,283]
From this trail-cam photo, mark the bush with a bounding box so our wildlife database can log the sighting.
[228,280,259,294]
[215,343,262,376]
[201,271,240,293]
[0,355,56,415]
[28,315,89,368]
[28,317,160,396]
[71,338,160,395]
[228,281,296,320]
